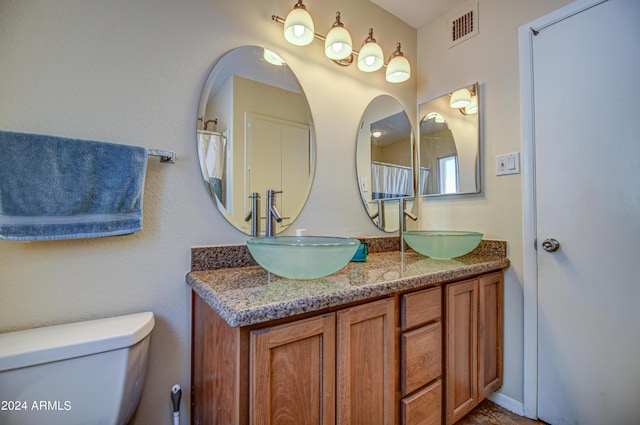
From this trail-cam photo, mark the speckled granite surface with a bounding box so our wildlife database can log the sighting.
[190,236,401,271]
[186,240,509,327]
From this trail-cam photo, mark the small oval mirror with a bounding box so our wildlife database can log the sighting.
[356,95,415,232]
[197,46,316,235]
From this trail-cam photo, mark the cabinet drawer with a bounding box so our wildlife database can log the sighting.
[401,321,442,396]
[402,286,441,330]
[401,380,442,425]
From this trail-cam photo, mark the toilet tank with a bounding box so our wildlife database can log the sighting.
[0,312,155,425]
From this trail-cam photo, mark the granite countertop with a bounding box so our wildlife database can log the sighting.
[186,242,509,328]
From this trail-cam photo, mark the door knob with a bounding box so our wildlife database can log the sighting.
[542,238,560,252]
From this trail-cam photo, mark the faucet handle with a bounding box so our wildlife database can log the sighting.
[404,210,418,221]
[401,198,418,221]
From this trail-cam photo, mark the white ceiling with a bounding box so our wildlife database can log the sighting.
[369,0,467,29]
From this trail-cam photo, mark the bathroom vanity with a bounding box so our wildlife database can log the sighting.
[187,240,507,425]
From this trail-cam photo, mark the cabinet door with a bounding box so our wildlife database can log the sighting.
[401,380,442,425]
[251,314,336,425]
[401,286,441,330]
[478,272,503,400]
[337,298,395,425]
[401,321,442,396]
[446,279,478,425]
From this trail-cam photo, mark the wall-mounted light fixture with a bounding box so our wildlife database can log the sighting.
[450,88,471,108]
[358,28,384,72]
[386,43,410,83]
[464,94,478,114]
[283,1,315,46]
[325,12,352,61]
[450,85,478,115]
[273,1,410,83]
[263,49,286,66]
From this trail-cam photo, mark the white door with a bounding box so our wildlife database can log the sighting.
[246,113,311,233]
[530,0,640,423]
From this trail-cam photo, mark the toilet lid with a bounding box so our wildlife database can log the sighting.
[0,311,154,372]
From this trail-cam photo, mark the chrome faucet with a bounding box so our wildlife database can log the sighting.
[399,198,417,252]
[244,192,261,237]
[265,189,283,237]
[374,199,385,229]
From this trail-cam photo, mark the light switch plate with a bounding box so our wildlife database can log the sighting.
[360,177,368,192]
[496,152,520,176]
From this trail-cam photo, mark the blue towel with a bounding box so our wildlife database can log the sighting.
[0,130,149,241]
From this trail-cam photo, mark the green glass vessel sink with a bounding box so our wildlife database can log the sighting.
[403,231,483,259]
[246,236,360,280]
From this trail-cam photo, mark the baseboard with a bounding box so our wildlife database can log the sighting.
[488,392,525,417]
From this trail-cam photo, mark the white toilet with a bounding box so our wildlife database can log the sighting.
[0,312,155,425]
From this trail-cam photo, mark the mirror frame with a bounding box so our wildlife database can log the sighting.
[418,82,481,197]
[197,46,316,235]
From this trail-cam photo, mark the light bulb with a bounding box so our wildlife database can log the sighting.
[293,25,305,37]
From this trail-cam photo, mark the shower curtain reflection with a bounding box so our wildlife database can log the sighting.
[371,161,412,199]
[197,130,227,205]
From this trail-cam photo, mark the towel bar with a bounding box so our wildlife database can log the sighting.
[148,149,176,163]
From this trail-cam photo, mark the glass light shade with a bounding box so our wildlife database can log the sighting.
[358,40,384,72]
[450,88,471,108]
[465,95,478,114]
[325,26,352,60]
[284,6,314,46]
[263,49,286,66]
[386,54,410,83]
[427,112,446,123]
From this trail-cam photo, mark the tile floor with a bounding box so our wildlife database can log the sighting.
[456,400,548,425]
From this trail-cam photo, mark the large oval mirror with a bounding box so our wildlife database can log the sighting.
[197,46,316,235]
[418,82,480,196]
[356,95,415,232]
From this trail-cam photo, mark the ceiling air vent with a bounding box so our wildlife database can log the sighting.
[448,1,479,48]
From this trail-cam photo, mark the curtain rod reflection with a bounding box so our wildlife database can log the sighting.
[197,116,219,132]
[372,160,412,171]
[197,129,227,138]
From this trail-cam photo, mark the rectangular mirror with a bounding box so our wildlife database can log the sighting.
[418,82,480,197]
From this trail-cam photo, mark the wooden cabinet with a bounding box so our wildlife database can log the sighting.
[250,314,336,425]
[251,298,395,425]
[191,270,503,425]
[477,273,503,400]
[192,294,395,425]
[445,272,503,425]
[401,381,442,425]
[336,299,395,425]
[400,286,442,425]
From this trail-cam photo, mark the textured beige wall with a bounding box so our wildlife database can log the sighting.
[416,0,572,407]
[0,0,579,421]
[0,0,415,424]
